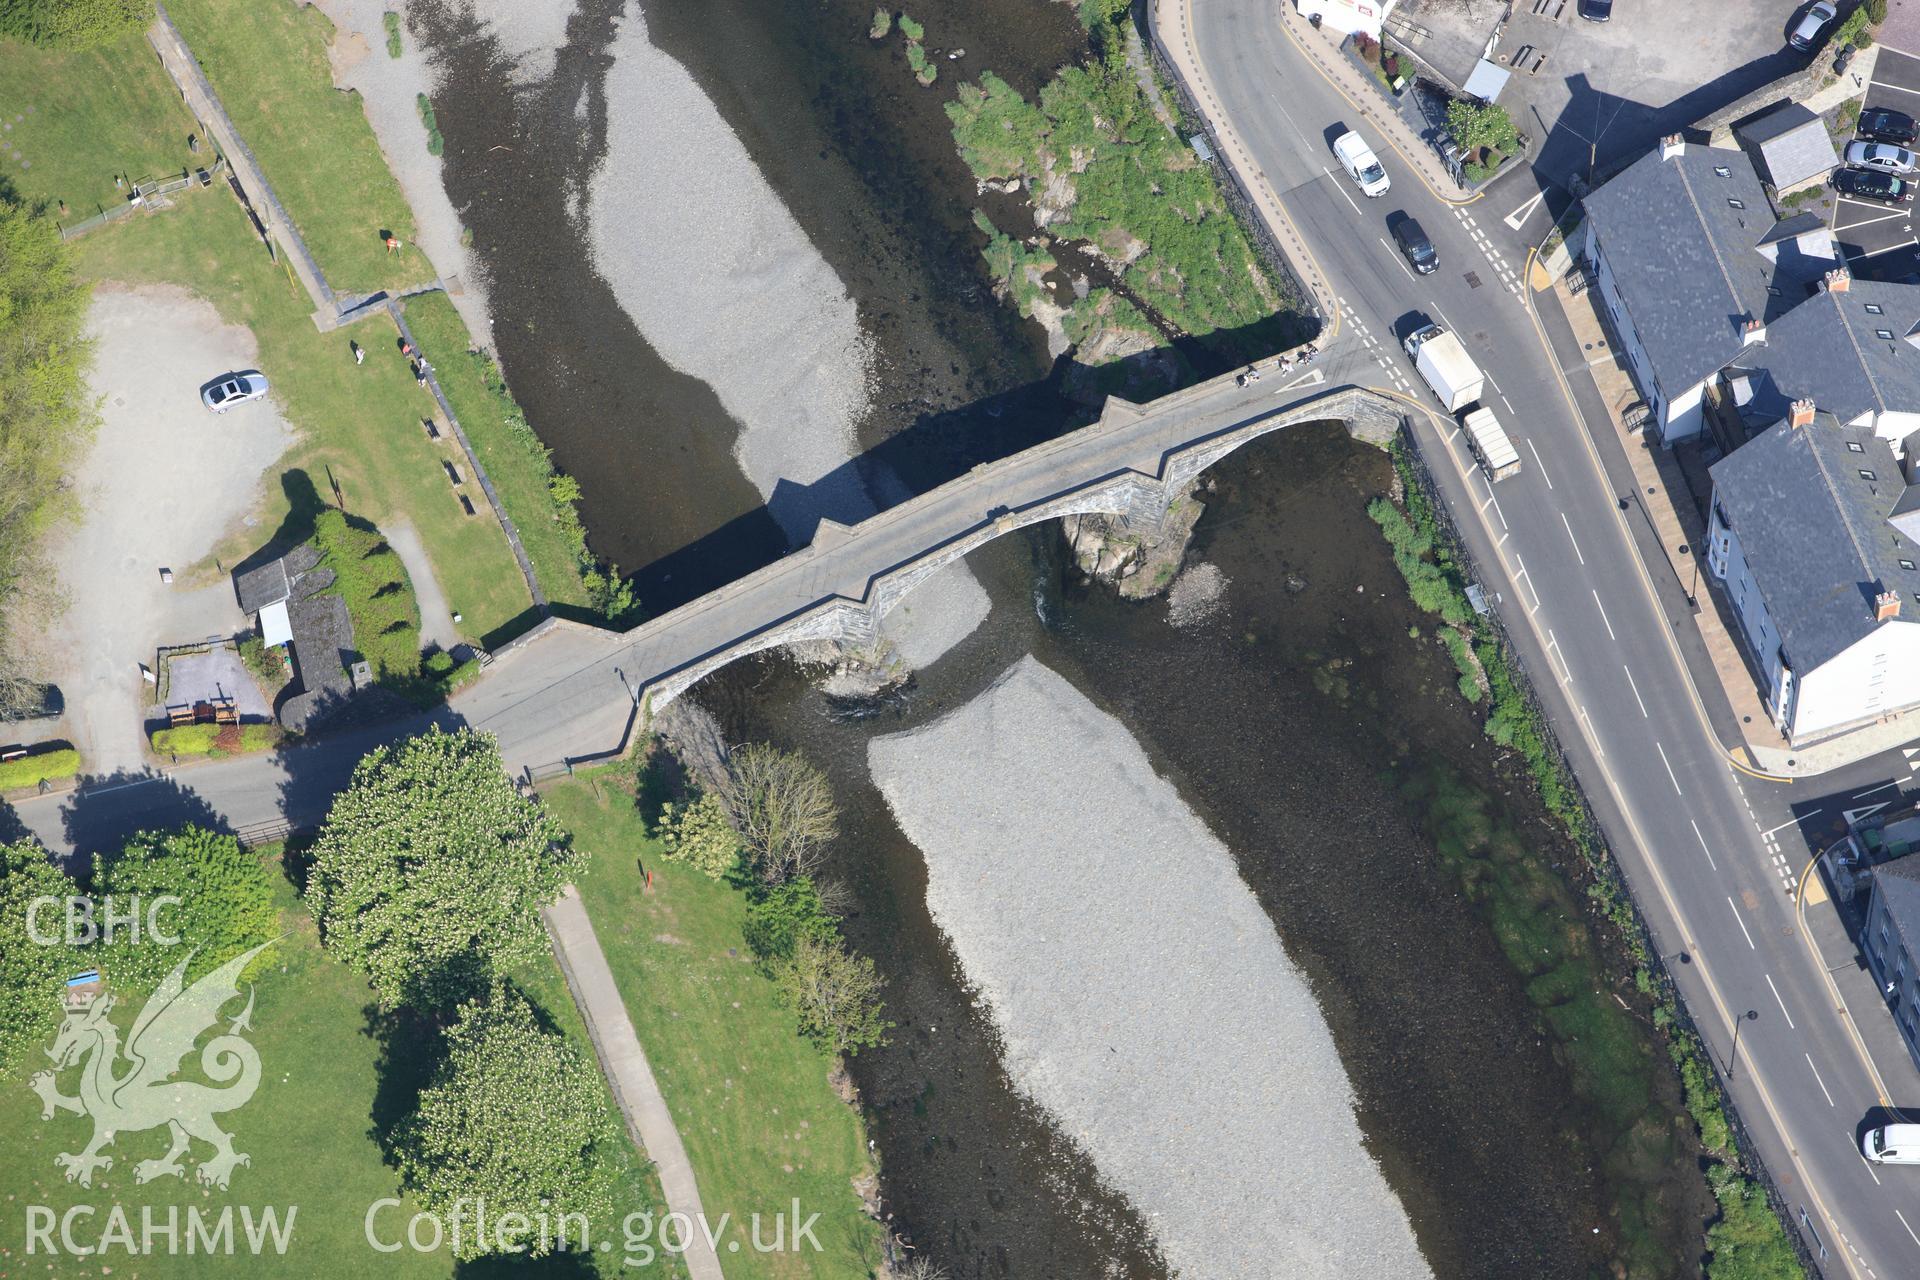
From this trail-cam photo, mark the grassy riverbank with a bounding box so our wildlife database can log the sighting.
[539,766,884,1280]
[946,12,1298,369]
[1371,441,1802,1279]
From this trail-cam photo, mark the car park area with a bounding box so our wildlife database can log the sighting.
[1831,46,1920,275]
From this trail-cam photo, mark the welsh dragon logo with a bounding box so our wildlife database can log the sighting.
[29,940,276,1190]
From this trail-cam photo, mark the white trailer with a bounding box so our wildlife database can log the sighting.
[1460,406,1522,482]
[1403,323,1485,413]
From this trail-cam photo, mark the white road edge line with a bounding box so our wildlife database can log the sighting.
[1727,896,1756,949]
[1560,511,1586,565]
[1378,237,1418,282]
[1897,1208,1920,1249]
[1322,166,1364,216]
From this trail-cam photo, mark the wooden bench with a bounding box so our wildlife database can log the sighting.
[459,494,477,517]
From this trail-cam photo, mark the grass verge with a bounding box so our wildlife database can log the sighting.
[0,23,201,219]
[75,195,536,644]
[0,746,79,789]
[150,723,284,757]
[166,0,429,294]
[1372,438,1804,1280]
[541,768,884,1279]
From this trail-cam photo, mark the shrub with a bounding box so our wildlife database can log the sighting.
[416,92,444,157]
[1704,1163,1803,1280]
[657,791,742,879]
[0,0,149,49]
[725,744,839,885]
[1447,99,1521,156]
[237,634,291,689]
[383,9,402,57]
[777,936,890,1056]
[150,724,283,758]
[1354,32,1380,65]
[1870,0,1889,23]
[869,7,891,38]
[0,748,79,790]
[92,826,280,993]
[898,13,924,41]
[743,876,836,963]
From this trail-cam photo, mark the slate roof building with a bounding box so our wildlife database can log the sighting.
[1736,103,1840,196]
[1581,134,1838,443]
[1707,399,1920,741]
[231,545,360,732]
[1863,855,1920,1073]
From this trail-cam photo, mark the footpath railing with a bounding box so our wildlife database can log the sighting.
[1397,429,1826,1279]
[58,157,230,240]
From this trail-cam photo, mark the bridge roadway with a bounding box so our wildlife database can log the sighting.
[452,363,1401,773]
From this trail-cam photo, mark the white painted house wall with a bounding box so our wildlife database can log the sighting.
[1792,619,1920,740]
[1586,224,1708,443]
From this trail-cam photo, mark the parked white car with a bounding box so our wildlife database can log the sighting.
[201,370,270,413]
[1333,130,1391,197]
[1847,140,1919,174]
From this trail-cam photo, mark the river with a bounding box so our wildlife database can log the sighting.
[415,1,1706,1274]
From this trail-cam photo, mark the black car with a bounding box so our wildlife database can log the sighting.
[1391,215,1438,274]
[1860,107,1920,146]
[1834,167,1915,204]
[1577,0,1613,20]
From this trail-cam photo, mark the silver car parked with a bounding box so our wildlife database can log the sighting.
[200,371,270,413]
[1847,140,1919,174]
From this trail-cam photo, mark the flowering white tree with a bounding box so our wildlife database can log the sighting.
[306,728,579,1008]
[395,980,620,1259]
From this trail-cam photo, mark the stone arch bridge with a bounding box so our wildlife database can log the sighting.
[454,370,1407,770]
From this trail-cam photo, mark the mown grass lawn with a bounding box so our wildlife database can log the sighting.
[404,293,592,611]
[0,24,201,219]
[166,0,430,296]
[542,772,884,1280]
[75,196,539,645]
[0,850,680,1277]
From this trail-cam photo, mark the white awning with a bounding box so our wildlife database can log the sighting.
[260,600,293,647]
[1463,58,1511,104]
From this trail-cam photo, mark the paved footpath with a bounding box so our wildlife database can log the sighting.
[545,886,727,1280]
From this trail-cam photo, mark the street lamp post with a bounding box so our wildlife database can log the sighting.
[1727,1009,1759,1081]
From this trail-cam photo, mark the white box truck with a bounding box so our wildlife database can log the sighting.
[1403,323,1485,412]
[1460,406,1522,482]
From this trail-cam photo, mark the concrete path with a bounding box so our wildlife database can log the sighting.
[543,887,726,1280]
[383,516,462,652]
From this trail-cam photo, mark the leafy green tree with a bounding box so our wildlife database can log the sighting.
[0,839,79,1077]
[306,728,580,1008]
[777,936,890,1057]
[395,980,621,1259]
[0,0,150,49]
[92,826,279,993]
[1446,99,1521,156]
[743,876,836,964]
[725,743,838,885]
[656,791,741,879]
[1703,1163,1803,1280]
[0,200,97,716]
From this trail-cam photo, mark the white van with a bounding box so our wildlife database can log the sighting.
[1862,1123,1920,1163]
[1333,130,1391,198]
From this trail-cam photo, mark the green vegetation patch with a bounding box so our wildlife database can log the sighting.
[0,746,79,790]
[0,0,150,51]
[75,197,535,643]
[0,22,200,218]
[311,507,423,683]
[382,9,401,58]
[403,292,638,621]
[150,723,283,757]
[166,0,426,293]
[947,46,1295,359]
[543,769,884,1278]
[973,207,1057,316]
[415,91,443,157]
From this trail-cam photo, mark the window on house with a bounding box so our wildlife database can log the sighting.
[1849,441,1866,452]
[1767,285,1782,297]
[1862,469,1879,481]
[1714,165,1732,177]
[1868,303,1887,315]
[1903,559,1917,571]
[1728,198,1746,209]
[1879,329,1897,340]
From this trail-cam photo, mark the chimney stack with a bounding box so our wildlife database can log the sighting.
[1825,266,1853,294]
[1789,398,1816,429]
[1743,317,1767,346]
[1660,133,1685,161]
[1877,590,1902,622]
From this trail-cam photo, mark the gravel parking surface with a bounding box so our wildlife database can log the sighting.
[870,657,1433,1280]
[41,286,293,772]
